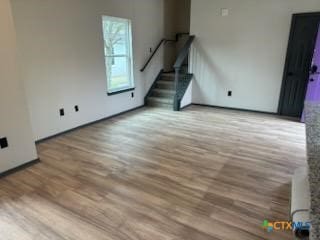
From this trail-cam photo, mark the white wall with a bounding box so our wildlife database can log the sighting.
[0,0,38,173]
[181,81,193,108]
[11,0,164,140]
[190,0,320,113]
[164,0,191,71]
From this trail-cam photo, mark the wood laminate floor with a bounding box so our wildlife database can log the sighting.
[0,106,307,240]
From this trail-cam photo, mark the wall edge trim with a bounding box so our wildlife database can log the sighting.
[36,104,145,143]
[192,103,278,115]
[0,159,40,178]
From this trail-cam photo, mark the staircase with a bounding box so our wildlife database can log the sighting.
[145,70,193,110]
[147,73,175,108]
[147,73,176,108]
[141,34,195,111]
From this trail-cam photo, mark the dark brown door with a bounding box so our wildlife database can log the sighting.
[279,13,320,117]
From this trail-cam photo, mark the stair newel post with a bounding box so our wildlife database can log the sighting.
[174,67,180,111]
[174,67,180,91]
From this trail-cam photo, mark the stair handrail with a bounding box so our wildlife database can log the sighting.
[173,35,195,111]
[140,32,190,72]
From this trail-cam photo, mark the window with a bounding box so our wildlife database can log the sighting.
[102,16,134,94]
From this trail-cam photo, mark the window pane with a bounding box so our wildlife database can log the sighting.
[102,16,133,93]
[106,56,130,90]
[103,20,128,56]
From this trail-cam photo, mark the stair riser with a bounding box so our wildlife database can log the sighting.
[147,100,173,109]
[147,96,174,104]
[156,82,175,90]
[151,91,175,98]
[161,76,175,81]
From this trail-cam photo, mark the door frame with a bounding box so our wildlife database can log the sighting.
[278,12,320,115]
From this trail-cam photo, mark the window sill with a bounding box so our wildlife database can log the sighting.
[107,88,135,96]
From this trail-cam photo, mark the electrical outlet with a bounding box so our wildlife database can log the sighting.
[75,105,79,112]
[0,137,8,149]
[60,108,65,116]
[228,91,232,97]
[221,8,229,16]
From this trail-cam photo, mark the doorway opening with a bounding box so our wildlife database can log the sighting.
[278,13,320,118]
